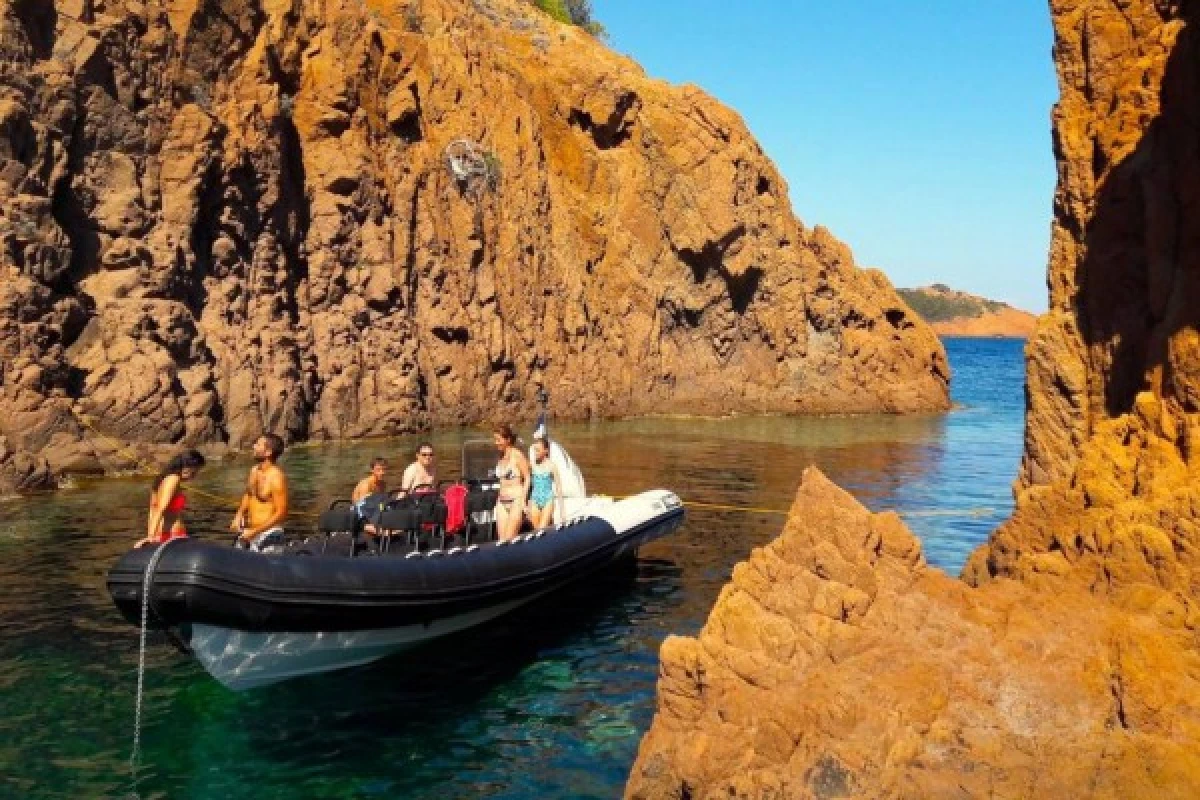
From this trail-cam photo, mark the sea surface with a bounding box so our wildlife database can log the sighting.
[0,338,1025,799]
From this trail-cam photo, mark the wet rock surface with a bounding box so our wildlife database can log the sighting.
[0,0,949,490]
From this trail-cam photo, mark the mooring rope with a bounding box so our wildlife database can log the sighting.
[72,413,320,519]
[129,537,180,793]
[682,500,997,518]
[573,495,997,519]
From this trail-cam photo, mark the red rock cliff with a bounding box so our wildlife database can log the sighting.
[627,2,1200,796]
[627,470,1200,798]
[0,0,948,490]
[964,0,1200,602]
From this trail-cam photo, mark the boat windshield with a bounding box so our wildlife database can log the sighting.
[461,439,499,483]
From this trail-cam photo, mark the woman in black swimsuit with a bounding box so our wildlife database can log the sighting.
[492,423,530,542]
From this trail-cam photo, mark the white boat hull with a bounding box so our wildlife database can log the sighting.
[188,593,536,690]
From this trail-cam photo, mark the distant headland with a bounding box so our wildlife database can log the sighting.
[897,284,1037,338]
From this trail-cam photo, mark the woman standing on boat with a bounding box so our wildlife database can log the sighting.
[137,449,206,548]
[492,424,530,542]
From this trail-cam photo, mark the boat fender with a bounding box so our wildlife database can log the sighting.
[466,545,480,553]
[446,547,464,556]
[405,551,422,559]
[426,550,444,557]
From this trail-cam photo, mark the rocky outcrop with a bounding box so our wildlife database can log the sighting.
[0,0,949,491]
[627,470,1200,798]
[963,0,1200,605]
[629,2,1200,796]
[897,285,1038,338]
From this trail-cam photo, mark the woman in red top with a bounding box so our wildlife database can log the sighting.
[137,450,206,548]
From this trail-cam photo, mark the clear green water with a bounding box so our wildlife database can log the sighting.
[0,339,1025,799]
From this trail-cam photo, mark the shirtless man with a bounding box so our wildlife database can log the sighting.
[399,443,437,495]
[352,458,388,503]
[230,433,289,551]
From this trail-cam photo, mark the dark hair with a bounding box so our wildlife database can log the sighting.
[493,424,516,444]
[532,436,549,451]
[415,442,433,455]
[371,457,387,468]
[153,449,206,491]
[261,433,285,459]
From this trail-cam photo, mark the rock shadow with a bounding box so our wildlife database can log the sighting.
[1076,10,1200,418]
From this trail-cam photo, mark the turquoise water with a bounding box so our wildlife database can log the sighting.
[0,338,1025,798]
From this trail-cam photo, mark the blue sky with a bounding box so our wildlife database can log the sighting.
[598,1,1058,312]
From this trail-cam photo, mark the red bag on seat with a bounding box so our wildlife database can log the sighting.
[443,483,467,534]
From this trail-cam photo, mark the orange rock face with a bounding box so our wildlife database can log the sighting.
[964,0,1200,603]
[0,0,948,490]
[629,3,1200,796]
[627,470,1200,798]
[624,472,1200,796]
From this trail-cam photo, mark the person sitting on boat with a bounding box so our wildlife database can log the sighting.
[493,424,530,542]
[353,458,391,537]
[136,449,206,548]
[230,433,289,552]
[526,436,562,530]
[352,458,388,504]
[398,442,437,496]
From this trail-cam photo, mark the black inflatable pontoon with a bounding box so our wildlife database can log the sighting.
[108,490,683,689]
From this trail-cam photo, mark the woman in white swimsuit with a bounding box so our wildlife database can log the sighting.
[492,423,530,542]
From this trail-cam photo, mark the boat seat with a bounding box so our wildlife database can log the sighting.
[416,497,449,551]
[318,503,359,535]
[317,502,364,556]
[377,507,420,554]
[464,489,498,545]
[378,497,448,553]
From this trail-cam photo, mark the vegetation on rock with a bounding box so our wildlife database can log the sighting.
[896,286,1005,322]
[897,284,1035,337]
[531,0,606,38]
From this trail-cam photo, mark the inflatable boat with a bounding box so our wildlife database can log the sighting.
[107,432,684,690]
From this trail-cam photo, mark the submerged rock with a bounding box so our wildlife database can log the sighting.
[626,468,1200,798]
[0,0,948,491]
